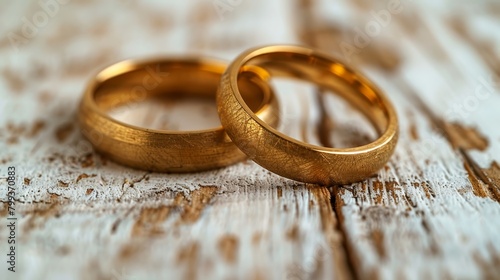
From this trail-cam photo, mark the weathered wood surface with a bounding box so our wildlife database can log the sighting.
[1,1,500,279]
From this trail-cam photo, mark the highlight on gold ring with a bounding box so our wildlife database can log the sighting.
[78,57,279,172]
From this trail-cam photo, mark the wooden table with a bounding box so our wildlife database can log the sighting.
[1,1,499,279]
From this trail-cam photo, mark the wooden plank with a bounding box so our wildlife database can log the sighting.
[1,0,499,279]
[0,1,351,279]
[299,0,500,279]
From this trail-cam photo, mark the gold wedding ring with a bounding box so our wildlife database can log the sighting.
[78,58,278,172]
[217,45,398,185]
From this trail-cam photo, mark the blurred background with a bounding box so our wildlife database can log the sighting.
[1,0,499,151]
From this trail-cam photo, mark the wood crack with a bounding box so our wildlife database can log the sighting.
[460,148,500,203]
[396,77,499,203]
[309,186,355,280]
[315,88,335,148]
[330,186,360,280]
[117,172,151,202]
[297,0,359,278]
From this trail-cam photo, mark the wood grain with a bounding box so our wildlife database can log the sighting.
[1,1,499,280]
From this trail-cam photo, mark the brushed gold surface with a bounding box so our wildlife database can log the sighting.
[217,45,399,185]
[78,57,279,172]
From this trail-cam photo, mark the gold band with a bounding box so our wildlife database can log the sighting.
[217,45,398,184]
[78,57,278,172]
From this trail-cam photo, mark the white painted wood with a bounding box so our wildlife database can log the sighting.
[1,1,499,280]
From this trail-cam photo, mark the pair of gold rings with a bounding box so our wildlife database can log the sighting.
[78,45,398,185]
